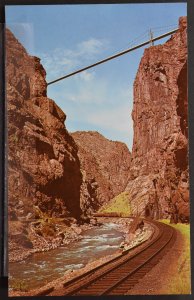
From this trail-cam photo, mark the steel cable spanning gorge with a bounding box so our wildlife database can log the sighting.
[41,219,176,296]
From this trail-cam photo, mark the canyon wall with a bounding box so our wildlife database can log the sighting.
[7,29,83,258]
[72,131,131,215]
[7,29,83,221]
[126,17,189,222]
[7,29,131,259]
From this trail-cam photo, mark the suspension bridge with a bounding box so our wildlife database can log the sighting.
[47,24,178,86]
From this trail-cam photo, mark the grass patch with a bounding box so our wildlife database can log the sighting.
[99,192,131,217]
[160,219,191,294]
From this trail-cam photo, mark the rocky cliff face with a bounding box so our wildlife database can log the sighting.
[126,17,189,222]
[7,29,132,260]
[7,29,82,220]
[7,29,83,258]
[72,131,131,215]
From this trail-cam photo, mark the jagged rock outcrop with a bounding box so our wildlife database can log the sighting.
[72,131,131,215]
[126,17,189,222]
[7,29,82,258]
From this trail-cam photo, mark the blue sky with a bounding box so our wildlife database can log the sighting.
[6,4,187,150]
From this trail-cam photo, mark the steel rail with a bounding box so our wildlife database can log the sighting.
[62,221,176,296]
[64,223,162,295]
[47,28,178,86]
[100,226,174,295]
[35,217,156,297]
[40,220,176,297]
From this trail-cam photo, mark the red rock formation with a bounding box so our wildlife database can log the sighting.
[7,29,131,260]
[7,29,82,258]
[127,17,189,222]
[72,131,131,215]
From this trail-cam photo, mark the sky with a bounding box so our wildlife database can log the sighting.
[6,4,187,150]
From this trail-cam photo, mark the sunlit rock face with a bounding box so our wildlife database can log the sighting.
[7,28,83,226]
[126,17,189,222]
[72,131,131,215]
[7,28,132,259]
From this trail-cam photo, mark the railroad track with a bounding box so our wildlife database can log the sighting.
[46,220,176,296]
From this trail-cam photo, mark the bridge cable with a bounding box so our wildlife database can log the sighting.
[47,28,178,86]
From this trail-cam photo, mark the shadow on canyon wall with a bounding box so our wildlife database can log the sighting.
[7,16,189,259]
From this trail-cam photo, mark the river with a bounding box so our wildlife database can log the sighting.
[9,222,124,290]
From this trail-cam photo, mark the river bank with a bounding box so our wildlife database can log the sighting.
[9,217,131,263]
[9,218,154,297]
[9,219,98,263]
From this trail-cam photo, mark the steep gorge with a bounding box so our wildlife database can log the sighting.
[7,28,131,260]
[7,15,189,262]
